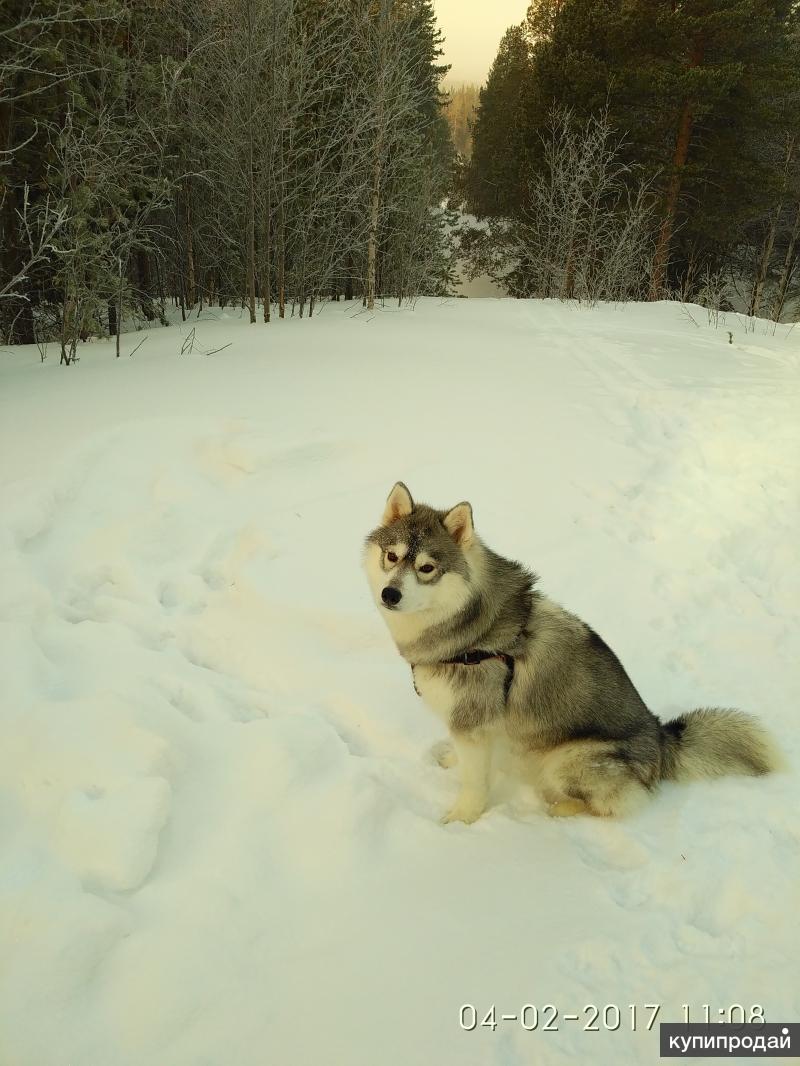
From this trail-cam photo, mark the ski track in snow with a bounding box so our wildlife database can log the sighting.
[1,299,798,1066]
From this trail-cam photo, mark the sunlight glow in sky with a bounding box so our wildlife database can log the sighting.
[434,0,530,87]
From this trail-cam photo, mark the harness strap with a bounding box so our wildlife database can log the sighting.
[411,649,516,701]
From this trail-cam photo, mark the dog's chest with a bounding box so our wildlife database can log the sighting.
[411,666,456,722]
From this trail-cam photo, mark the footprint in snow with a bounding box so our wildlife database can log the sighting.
[195,524,274,591]
[568,821,650,872]
[158,574,209,615]
[159,678,268,725]
[60,777,172,894]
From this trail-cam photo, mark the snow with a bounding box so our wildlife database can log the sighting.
[1,298,798,1066]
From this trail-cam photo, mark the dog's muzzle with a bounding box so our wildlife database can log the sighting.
[381,586,402,608]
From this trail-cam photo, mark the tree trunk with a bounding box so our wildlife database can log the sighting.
[278,199,286,319]
[366,3,391,313]
[771,201,800,322]
[749,210,781,319]
[0,99,35,345]
[750,136,795,318]
[245,0,257,324]
[366,121,384,311]
[649,36,705,300]
[263,202,272,322]
[155,255,165,302]
[61,289,75,365]
[0,98,19,341]
[262,242,271,322]
[185,183,196,309]
[344,214,355,300]
[137,249,154,320]
[561,244,576,300]
[245,240,256,310]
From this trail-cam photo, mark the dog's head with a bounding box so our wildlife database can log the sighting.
[363,482,477,620]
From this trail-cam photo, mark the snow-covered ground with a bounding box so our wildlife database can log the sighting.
[1,299,798,1066]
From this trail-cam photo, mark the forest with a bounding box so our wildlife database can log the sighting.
[461,0,800,313]
[1,0,452,360]
[2,0,799,365]
[443,82,479,158]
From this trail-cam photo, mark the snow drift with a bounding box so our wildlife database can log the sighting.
[1,299,798,1066]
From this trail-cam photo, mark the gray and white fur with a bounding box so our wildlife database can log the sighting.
[363,482,781,823]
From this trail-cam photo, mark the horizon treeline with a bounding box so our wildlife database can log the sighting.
[460,0,800,315]
[0,0,454,360]
[443,83,480,159]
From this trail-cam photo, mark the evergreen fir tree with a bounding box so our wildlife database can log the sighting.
[461,24,534,217]
[465,0,800,294]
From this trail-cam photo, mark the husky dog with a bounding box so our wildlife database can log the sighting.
[363,482,781,823]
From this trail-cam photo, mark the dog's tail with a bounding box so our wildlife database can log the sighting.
[659,708,783,782]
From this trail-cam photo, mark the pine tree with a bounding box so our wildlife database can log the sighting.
[464,0,799,297]
[523,0,799,293]
[461,25,534,218]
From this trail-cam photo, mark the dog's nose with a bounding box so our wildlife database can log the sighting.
[381,586,401,607]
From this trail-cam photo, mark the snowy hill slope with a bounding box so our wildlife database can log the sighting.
[1,299,798,1066]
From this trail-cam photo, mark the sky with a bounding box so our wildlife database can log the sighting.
[434,0,530,87]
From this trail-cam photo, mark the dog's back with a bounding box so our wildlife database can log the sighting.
[507,594,778,816]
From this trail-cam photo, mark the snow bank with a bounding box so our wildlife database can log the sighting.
[1,299,798,1065]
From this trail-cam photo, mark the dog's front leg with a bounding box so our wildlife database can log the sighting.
[441,729,491,824]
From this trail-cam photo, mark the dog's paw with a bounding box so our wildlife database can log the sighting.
[429,738,457,769]
[441,801,484,825]
[548,798,589,818]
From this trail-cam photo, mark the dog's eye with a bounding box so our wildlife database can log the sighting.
[386,551,398,563]
[419,564,435,574]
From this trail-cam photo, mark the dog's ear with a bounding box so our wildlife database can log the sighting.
[443,501,474,548]
[382,482,414,525]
